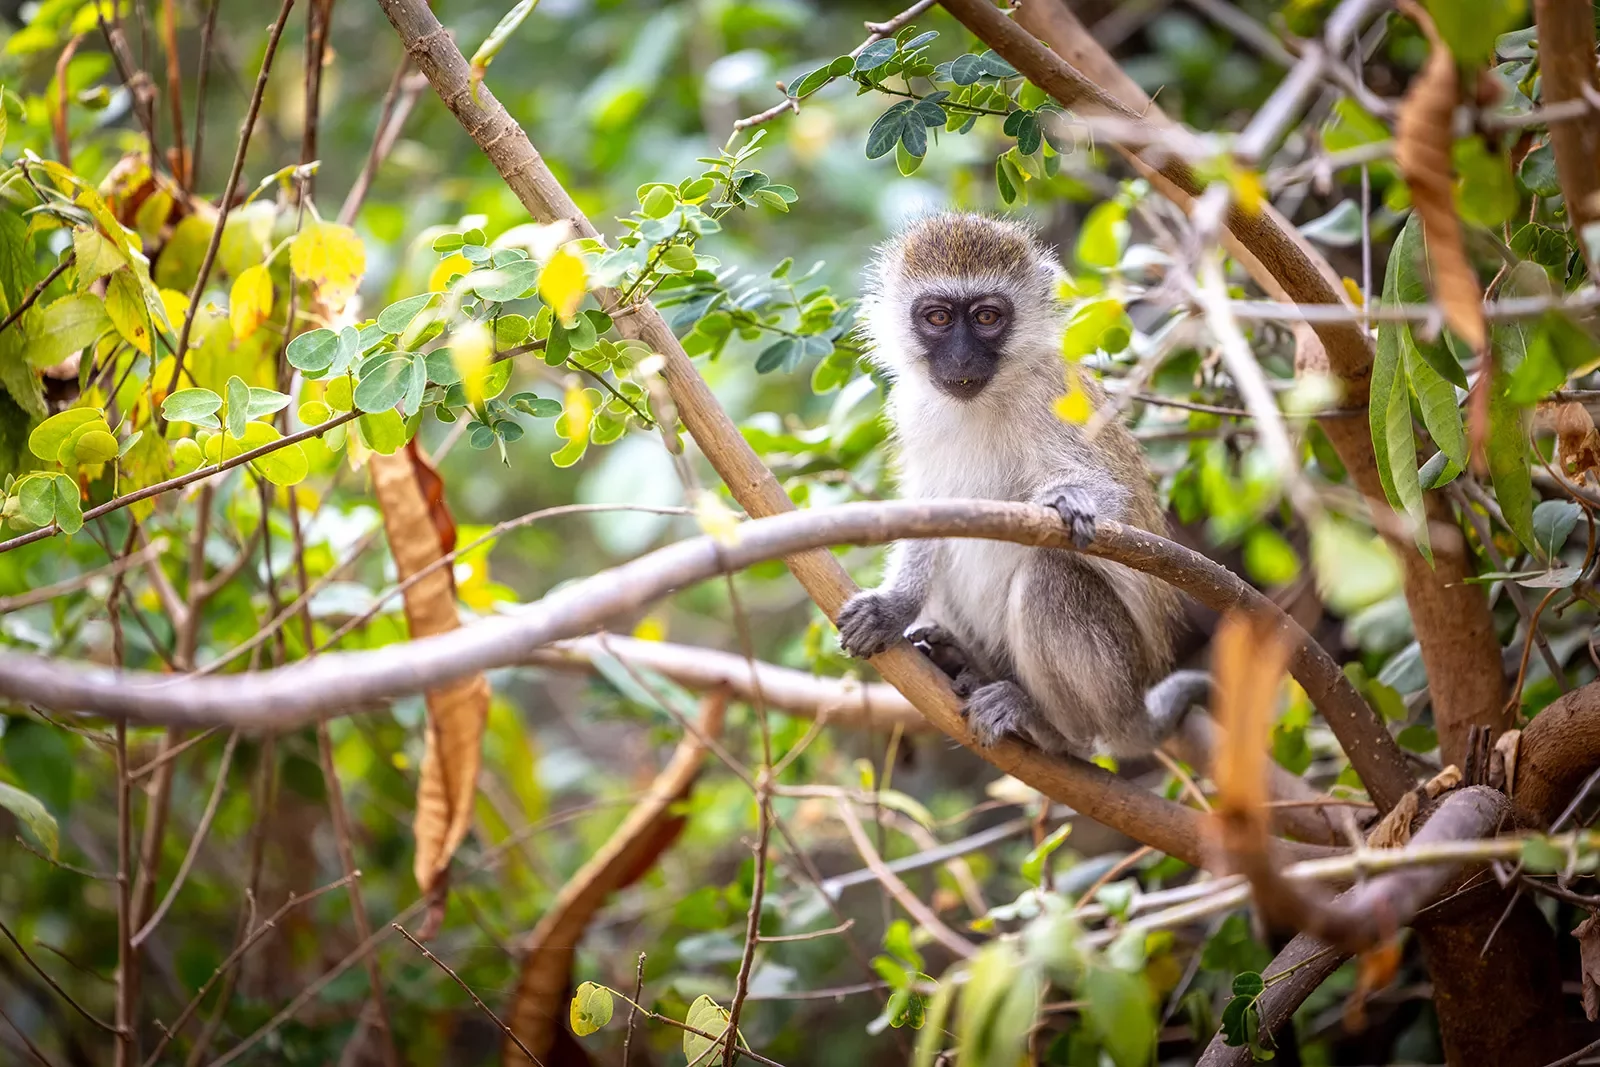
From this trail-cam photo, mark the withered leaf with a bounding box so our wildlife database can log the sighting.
[369,445,490,899]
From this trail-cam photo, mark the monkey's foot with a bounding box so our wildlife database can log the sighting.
[1041,486,1098,548]
[907,623,986,698]
[837,591,919,658]
[963,680,1033,747]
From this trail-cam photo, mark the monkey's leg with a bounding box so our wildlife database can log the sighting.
[963,680,1070,751]
[907,623,988,697]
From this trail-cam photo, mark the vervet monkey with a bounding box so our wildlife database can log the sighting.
[836,213,1205,758]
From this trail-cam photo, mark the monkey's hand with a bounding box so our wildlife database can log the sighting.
[836,589,921,658]
[907,623,986,698]
[1037,485,1098,549]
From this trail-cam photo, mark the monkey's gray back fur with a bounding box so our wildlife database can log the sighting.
[848,212,1186,758]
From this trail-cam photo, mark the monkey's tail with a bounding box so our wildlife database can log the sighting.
[1144,669,1211,736]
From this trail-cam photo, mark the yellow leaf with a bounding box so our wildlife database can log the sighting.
[631,614,667,642]
[73,226,127,289]
[451,320,494,409]
[289,221,366,308]
[538,244,587,324]
[1227,164,1265,217]
[1052,365,1092,424]
[159,288,189,323]
[105,268,152,355]
[693,489,742,547]
[229,264,273,340]
[1341,276,1366,307]
[429,253,473,293]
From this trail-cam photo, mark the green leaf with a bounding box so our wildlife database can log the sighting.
[1397,723,1438,752]
[209,421,309,485]
[1021,823,1072,886]
[28,407,103,462]
[789,63,836,99]
[26,292,111,368]
[1383,351,1429,559]
[896,139,923,176]
[1243,525,1301,586]
[1488,370,1536,551]
[1520,141,1562,197]
[570,981,614,1037]
[0,781,58,857]
[401,353,428,417]
[1083,964,1155,1067]
[912,977,955,1067]
[854,38,897,72]
[162,388,223,427]
[377,293,436,335]
[287,328,341,375]
[866,102,912,159]
[1521,836,1566,874]
[69,429,118,465]
[225,376,250,439]
[683,994,735,1064]
[1419,450,1461,490]
[1221,995,1253,1046]
[246,387,291,420]
[471,259,540,301]
[1231,972,1266,999]
[1405,337,1466,469]
[51,473,82,534]
[995,156,1017,205]
[1425,0,1526,67]
[354,355,412,413]
[1076,201,1128,270]
[1532,499,1581,560]
[755,337,799,374]
[432,232,464,253]
[1452,136,1518,228]
[359,409,409,454]
[510,391,562,417]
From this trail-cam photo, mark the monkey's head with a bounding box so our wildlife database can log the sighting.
[863,213,1061,402]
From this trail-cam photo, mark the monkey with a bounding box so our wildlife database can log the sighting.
[835,212,1206,759]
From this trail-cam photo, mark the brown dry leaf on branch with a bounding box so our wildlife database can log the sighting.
[503,691,728,1062]
[1394,2,1491,457]
[1575,914,1600,1021]
[369,441,489,907]
[1211,610,1291,859]
[1545,400,1600,483]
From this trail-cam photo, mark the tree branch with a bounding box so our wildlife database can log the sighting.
[1532,0,1600,277]
[0,499,1402,864]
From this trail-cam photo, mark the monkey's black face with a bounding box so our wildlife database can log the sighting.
[910,292,1013,400]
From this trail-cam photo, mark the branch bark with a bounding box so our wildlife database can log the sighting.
[999,0,1507,771]
[0,499,1389,864]
[1532,0,1600,277]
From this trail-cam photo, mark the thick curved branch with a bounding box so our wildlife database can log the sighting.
[0,500,1411,810]
[0,501,1395,865]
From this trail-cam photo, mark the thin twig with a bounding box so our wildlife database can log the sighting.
[0,538,167,613]
[139,874,356,1067]
[166,0,296,395]
[0,255,73,337]
[833,799,977,960]
[393,923,545,1064]
[0,920,118,1034]
[623,951,645,1067]
[0,409,359,555]
[0,1002,58,1067]
[130,731,240,947]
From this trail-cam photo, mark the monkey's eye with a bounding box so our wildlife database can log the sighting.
[923,308,953,328]
[973,307,1002,327]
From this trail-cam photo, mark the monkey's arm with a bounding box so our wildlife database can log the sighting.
[836,539,936,658]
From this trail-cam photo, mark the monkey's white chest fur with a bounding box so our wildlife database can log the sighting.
[891,386,1048,666]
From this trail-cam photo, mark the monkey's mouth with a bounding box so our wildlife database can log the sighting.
[934,374,992,400]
